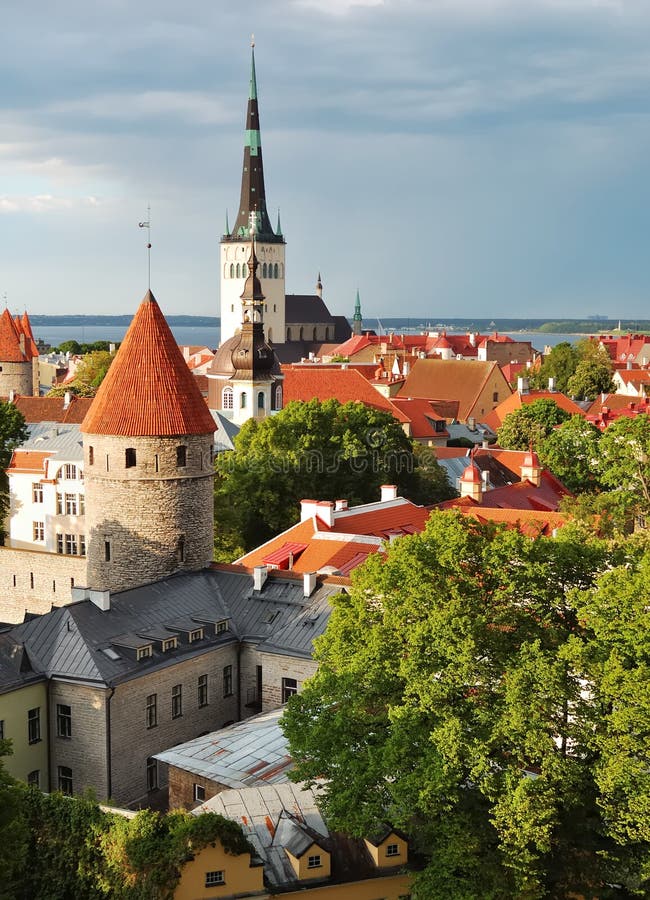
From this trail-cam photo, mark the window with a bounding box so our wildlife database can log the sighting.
[282,677,298,703]
[172,684,182,719]
[27,770,39,788]
[104,539,111,562]
[56,493,63,515]
[63,464,77,480]
[307,855,322,869]
[198,674,209,708]
[178,536,186,563]
[236,263,241,278]
[223,665,233,698]
[189,628,203,643]
[216,620,228,635]
[65,534,78,555]
[242,263,248,277]
[146,694,157,729]
[257,391,265,410]
[146,757,158,792]
[33,521,45,542]
[193,783,206,802]
[154,454,159,473]
[125,448,136,468]
[28,708,40,744]
[79,494,85,515]
[88,446,94,465]
[56,703,72,739]
[176,445,186,467]
[229,263,234,278]
[56,534,64,555]
[386,843,400,857]
[274,263,279,278]
[240,391,247,409]
[222,387,233,410]
[0,720,3,739]
[262,262,267,277]
[492,391,499,403]
[65,493,78,515]
[274,385,283,410]
[137,646,152,661]
[162,638,176,652]
[79,535,86,557]
[205,871,225,887]
[58,766,73,795]
[32,483,43,503]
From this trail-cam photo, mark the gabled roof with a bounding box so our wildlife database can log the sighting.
[390,398,448,439]
[438,470,570,513]
[0,308,28,362]
[282,367,410,422]
[482,389,585,432]
[397,358,511,420]
[7,449,52,474]
[81,291,216,436]
[285,294,336,325]
[13,395,93,424]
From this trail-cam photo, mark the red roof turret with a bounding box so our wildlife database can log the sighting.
[81,291,215,436]
[0,308,27,362]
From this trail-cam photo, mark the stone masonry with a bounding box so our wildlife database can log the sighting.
[0,547,88,623]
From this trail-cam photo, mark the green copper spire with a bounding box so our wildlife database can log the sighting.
[249,38,258,101]
[225,210,230,236]
[352,288,363,335]
[276,208,282,236]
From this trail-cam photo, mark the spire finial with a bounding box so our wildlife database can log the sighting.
[138,205,152,291]
[251,33,255,48]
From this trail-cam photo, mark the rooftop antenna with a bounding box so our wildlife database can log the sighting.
[138,205,152,290]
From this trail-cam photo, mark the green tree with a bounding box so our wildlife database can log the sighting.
[566,340,614,400]
[529,342,579,393]
[282,512,647,897]
[497,399,570,451]
[537,415,602,493]
[48,350,115,398]
[214,399,455,559]
[0,741,28,899]
[598,414,650,514]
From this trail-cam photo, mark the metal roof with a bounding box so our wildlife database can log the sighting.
[21,422,84,461]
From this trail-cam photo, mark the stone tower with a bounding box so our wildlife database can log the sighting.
[80,291,216,593]
[220,42,286,346]
[0,308,37,397]
[208,235,283,425]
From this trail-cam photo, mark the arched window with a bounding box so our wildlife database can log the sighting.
[286,328,292,341]
[275,384,283,410]
[257,391,265,410]
[236,263,240,278]
[240,392,247,409]
[274,263,279,278]
[242,263,248,277]
[229,263,234,278]
[222,387,233,410]
[262,262,267,278]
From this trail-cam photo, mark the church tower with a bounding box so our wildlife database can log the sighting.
[80,291,216,593]
[220,42,286,345]
[352,289,363,336]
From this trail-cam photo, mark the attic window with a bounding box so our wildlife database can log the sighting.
[216,620,228,634]
[137,646,153,661]
[102,647,121,661]
[162,638,177,652]
[386,843,399,857]
[307,855,322,869]
[189,628,204,643]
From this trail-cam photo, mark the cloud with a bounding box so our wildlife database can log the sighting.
[47,91,235,127]
[0,194,102,214]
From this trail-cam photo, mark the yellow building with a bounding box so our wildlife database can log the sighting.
[0,634,48,788]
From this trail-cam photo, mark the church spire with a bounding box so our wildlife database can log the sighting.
[352,288,363,335]
[227,40,278,242]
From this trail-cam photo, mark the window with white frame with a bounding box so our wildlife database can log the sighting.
[65,493,78,515]
[63,464,78,480]
[33,521,44,542]
[307,854,322,869]
[282,677,298,703]
[79,535,86,557]
[32,483,43,503]
[65,534,78,555]
[222,387,233,410]
[193,783,206,802]
[386,843,400,857]
[56,534,64,554]
[205,871,225,887]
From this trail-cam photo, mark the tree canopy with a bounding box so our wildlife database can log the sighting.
[213,399,456,559]
[496,398,570,451]
[528,341,579,393]
[47,350,115,398]
[537,414,603,493]
[529,339,614,399]
[282,511,650,898]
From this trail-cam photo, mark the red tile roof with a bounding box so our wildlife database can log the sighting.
[7,450,51,474]
[282,367,410,422]
[482,390,585,432]
[0,308,27,362]
[81,291,216,436]
[397,358,510,421]
[439,470,570,513]
[14,396,94,424]
[390,398,448,439]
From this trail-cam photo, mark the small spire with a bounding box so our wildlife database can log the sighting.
[249,40,258,101]
[316,272,323,298]
[225,210,230,236]
[276,208,282,236]
[352,288,363,335]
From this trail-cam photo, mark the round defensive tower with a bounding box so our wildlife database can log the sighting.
[80,290,215,593]
[0,308,33,397]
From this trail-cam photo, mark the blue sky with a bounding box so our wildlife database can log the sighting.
[2,0,650,319]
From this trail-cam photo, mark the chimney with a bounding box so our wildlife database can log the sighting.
[380,485,398,502]
[182,346,190,361]
[109,342,116,353]
[315,501,335,527]
[481,470,490,491]
[303,572,317,598]
[253,565,268,592]
[548,377,556,391]
[469,332,476,346]
[403,361,410,376]
[627,360,633,370]
[482,439,490,449]
[8,389,15,403]
[63,391,72,409]
[517,376,530,394]
[521,451,542,487]
[334,499,348,512]
[89,589,110,612]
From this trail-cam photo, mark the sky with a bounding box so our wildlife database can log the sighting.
[2,0,650,320]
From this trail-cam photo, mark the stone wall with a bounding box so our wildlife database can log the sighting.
[240,645,318,715]
[0,546,88,623]
[83,432,214,592]
[109,643,239,806]
[49,680,110,799]
[168,766,229,810]
[0,360,32,397]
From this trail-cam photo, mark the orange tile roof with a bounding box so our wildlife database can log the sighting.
[0,308,27,362]
[282,367,410,422]
[390,398,448,439]
[451,506,567,535]
[14,396,93,424]
[439,470,570,513]
[397,359,510,421]
[331,499,431,536]
[7,450,51,474]
[482,390,585,432]
[81,291,216,436]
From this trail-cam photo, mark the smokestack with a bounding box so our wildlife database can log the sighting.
[253,565,268,592]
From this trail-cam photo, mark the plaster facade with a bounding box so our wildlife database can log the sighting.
[221,240,286,345]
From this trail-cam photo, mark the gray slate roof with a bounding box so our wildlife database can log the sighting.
[22,422,84,461]
[9,570,343,686]
[155,707,292,787]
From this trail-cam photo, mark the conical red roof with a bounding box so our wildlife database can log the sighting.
[81,291,215,436]
[0,308,27,362]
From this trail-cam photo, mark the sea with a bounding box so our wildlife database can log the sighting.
[34,324,584,352]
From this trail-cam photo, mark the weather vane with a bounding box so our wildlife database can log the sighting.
[138,205,152,290]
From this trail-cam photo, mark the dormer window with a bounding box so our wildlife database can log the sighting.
[216,620,228,635]
[386,843,399,857]
[162,638,177,652]
[137,646,152,661]
[307,855,322,869]
[189,629,203,643]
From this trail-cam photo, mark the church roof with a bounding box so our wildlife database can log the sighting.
[285,295,335,324]
[81,290,215,437]
[0,308,28,362]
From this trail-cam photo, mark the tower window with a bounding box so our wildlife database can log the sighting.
[125,448,136,468]
[104,539,111,562]
[262,262,267,277]
[257,391,265,410]
[88,446,94,465]
[242,263,248,277]
[176,446,187,467]
[223,387,233,410]
[236,263,240,278]
[274,263,278,278]
[240,392,247,410]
